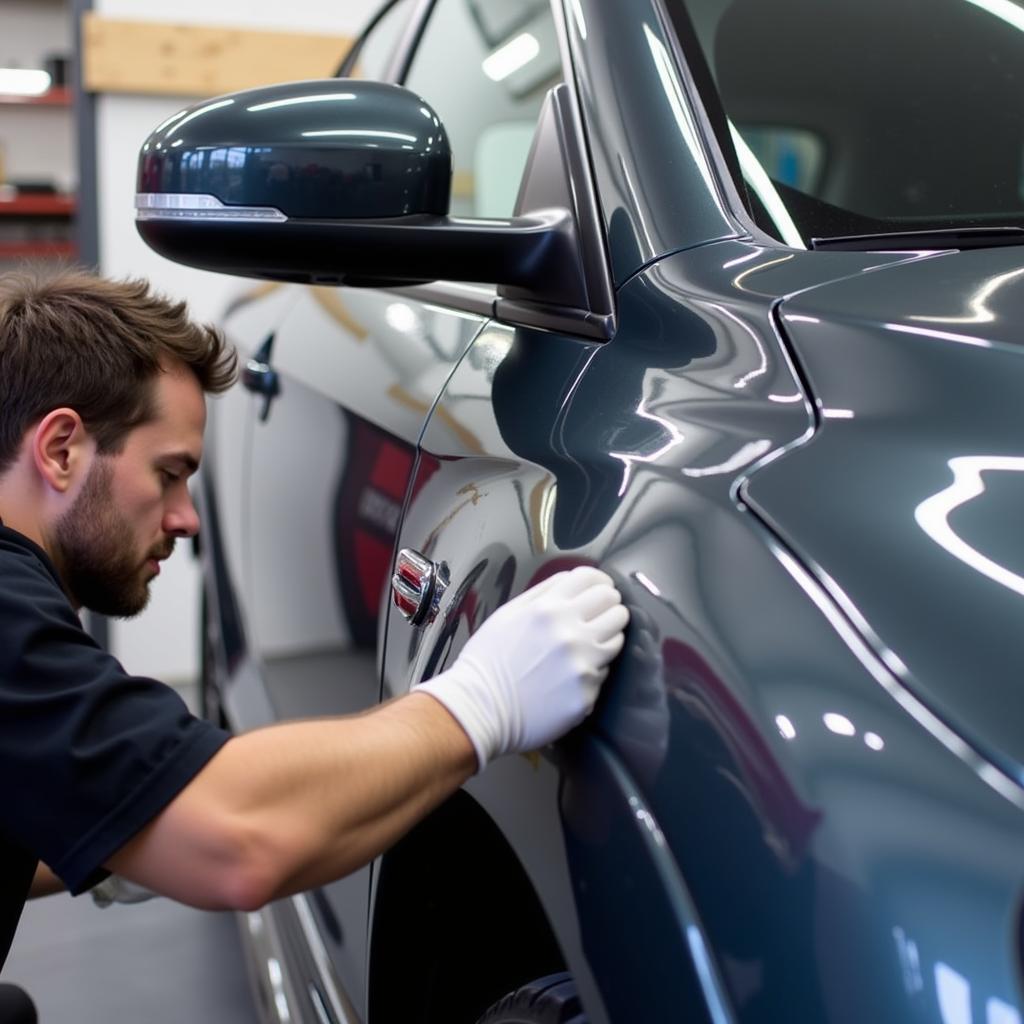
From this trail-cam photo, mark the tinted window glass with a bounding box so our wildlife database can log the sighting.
[404,0,561,217]
[675,0,1024,243]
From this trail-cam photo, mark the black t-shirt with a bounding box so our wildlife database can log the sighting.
[0,524,230,968]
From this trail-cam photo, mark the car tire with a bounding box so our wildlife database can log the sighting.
[475,974,587,1024]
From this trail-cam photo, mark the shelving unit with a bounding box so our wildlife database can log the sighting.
[0,193,75,215]
[0,91,77,265]
[0,87,72,107]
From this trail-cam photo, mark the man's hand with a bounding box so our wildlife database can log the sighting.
[415,566,629,770]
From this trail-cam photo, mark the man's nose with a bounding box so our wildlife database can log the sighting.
[164,490,200,538]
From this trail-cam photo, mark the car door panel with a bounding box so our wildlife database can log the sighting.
[245,283,486,1012]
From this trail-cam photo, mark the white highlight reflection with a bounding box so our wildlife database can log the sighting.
[610,388,686,495]
[915,456,1024,598]
[682,439,771,478]
[302,129,417,142]
[567,0,588,38]
[886,322,993,350]
[247,92,355,112]
[911,266,1024,325]
[162,97,235,136]
[643,25,721,206]
[963,0,1024,36]
[634,571,662,597]
[864,731,885,751]
[935,962,971,1024]
[385,302,419,333]
[823,712,856,736]
[988,997,1023,1024]
[775,714,796,740]
[729,122,805,249]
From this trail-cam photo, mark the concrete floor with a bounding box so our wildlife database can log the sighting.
[1,684,259,1023]
[4,891,256,1023]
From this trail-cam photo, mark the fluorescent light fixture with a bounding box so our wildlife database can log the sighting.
[482,33,540,82]
[0,68,51,96]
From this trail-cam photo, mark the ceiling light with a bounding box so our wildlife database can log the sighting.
[0,69,51,96]
[482,33,540,82]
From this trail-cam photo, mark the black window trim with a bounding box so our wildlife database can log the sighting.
[336,0,437,83]
[653,0,790,249]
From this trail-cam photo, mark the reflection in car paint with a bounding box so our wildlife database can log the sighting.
[911,266,1024,325]
[885,321,995,350]
[768,540,1024,811]
[914,456,1024,599]
[641,24,722,213]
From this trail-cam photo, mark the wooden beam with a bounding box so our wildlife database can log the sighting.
[81,13,353,98]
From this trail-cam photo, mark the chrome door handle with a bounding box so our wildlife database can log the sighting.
[392,548,449,626]
[242,333,280,422]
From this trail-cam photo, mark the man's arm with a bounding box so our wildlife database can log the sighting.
[29,862,64,898]
[108,567,628,911]
[109,692,473,909]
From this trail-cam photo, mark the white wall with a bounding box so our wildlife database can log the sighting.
[96,0,381,683]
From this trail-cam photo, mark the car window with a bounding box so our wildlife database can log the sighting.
[404,0,562,218]
[346,0,418,81]
[673,0,1024,245]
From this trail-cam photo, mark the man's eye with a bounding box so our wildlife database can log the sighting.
[160,469,180,484]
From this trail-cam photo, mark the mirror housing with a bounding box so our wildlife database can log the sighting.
[137,79,451,222]
[136,79,614,337]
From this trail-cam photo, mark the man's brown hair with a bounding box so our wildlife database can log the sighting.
[0,267,237,475]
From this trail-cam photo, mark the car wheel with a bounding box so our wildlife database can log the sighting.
[475,974,586,1024]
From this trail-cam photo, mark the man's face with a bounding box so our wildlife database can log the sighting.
[54,361,206,617]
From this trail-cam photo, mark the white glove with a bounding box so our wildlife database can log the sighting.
[90,874,158,909]
[415,566,629,771]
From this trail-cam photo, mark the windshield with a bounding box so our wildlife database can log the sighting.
[674,0,1024,246]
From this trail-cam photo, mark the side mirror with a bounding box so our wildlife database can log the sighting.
[134,78,606,335]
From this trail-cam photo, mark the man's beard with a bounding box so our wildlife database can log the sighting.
[53,458,173,618]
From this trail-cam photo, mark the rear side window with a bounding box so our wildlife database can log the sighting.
[404,0,562,218]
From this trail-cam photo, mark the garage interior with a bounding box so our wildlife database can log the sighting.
[0,2,379,1020]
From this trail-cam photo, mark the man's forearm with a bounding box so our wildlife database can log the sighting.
[108,567,627,911]
[108,692,475,909]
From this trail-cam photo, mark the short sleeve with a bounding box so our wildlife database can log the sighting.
[0,539,230,894]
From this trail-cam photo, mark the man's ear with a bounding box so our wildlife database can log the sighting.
[31,408,93,494]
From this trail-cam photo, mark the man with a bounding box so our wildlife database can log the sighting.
[0,269,629,986]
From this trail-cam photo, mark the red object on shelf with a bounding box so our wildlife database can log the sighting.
[0,241,77,259]
[0,88,71,107]
[0,194,76,216]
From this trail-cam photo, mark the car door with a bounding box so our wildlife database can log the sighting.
[244,0,565,1013]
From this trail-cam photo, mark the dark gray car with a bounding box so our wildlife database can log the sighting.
[135,0,1024,1021]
